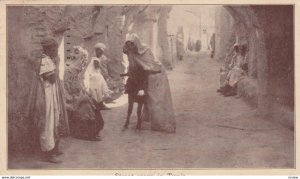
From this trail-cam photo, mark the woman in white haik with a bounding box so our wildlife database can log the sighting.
[84,50,111,110]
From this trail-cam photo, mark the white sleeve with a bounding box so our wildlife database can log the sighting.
[39,56,56,76]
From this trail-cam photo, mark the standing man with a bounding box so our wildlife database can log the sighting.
[94,43,111,82]
[123,33,176,133]
[26,37,70,163]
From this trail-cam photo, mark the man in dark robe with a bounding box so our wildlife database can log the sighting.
[123,33,176,133]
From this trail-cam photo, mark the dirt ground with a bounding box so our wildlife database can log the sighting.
[9,51,294,169]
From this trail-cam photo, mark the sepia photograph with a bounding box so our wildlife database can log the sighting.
[5,3,295,171]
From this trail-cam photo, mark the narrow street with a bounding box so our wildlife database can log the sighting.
[9,52,294,169]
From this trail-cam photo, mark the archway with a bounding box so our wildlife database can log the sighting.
[167,5,294,128]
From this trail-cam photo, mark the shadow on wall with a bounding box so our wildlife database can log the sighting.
[219,5,294,128]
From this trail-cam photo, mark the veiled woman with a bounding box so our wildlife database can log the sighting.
[123,33,176,133]
[64,46,104,141]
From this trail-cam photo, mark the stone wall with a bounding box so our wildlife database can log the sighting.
[214,6,234,61]
[254,6,294,128]
[222,5,294,128]
[157,6,173,70]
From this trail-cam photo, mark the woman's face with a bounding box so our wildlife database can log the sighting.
[125,41,138,54]
[93,60,100,69]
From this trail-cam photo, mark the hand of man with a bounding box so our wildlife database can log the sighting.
[137,90,145,96]
[120,73,128,77]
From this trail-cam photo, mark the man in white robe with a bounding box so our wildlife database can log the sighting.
[38,38,69,163]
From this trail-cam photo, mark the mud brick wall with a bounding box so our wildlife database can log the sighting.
[222,5,294,128]
[254,6,294,108]
[157,6,173,70]
[254,6,294,128]
[214,6,235,62]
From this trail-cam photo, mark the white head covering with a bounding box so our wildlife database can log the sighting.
[94,43,106,51]
[73,45,88,59]
[124,33,162,71]
[83,57,101,90]
[125,33,149,55]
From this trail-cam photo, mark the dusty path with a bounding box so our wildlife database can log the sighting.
[10,52,294,169]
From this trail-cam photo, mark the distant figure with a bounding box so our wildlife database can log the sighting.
[176,26,184,60]
[195,40,201,52]
[210,33,215,58]
[187,37,194,51]
[123,33,176,133]
[25,37,70,163]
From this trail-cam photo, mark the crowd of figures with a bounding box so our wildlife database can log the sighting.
[25,33,176,163]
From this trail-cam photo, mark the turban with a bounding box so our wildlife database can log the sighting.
[94,43,106,51]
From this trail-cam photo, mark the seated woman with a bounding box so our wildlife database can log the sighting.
[64,46,106,141]
[217,43,239,93]
[220,44,248,96]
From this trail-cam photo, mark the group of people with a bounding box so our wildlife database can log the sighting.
[25,33,176,163]
[63,43,112,144]
[217,43,248,96]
